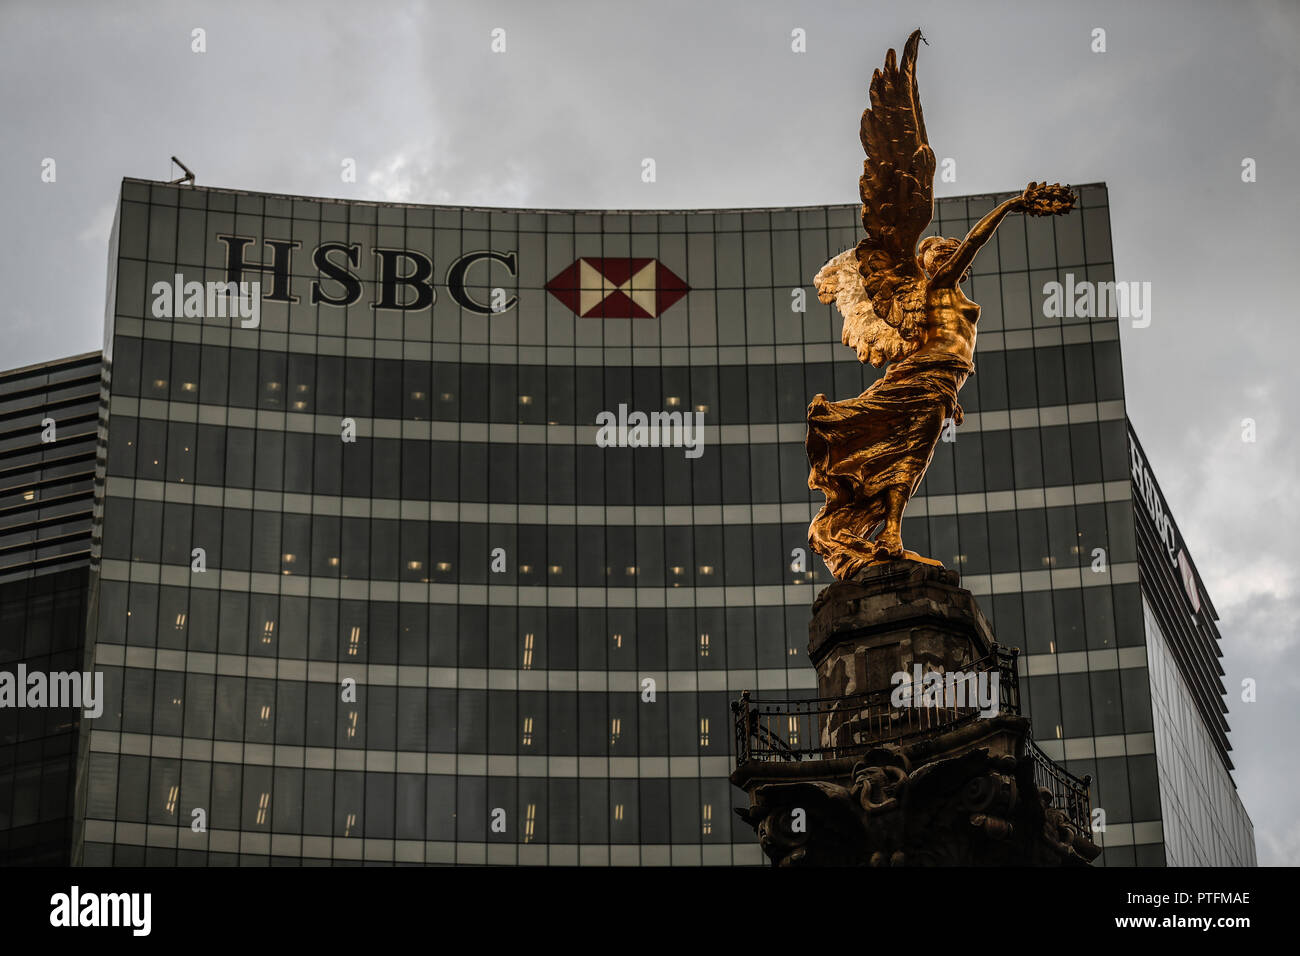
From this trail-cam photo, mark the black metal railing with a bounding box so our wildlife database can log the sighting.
[732,647,1021,766]
[732,645,1094,838]
[1026,738,1094,834]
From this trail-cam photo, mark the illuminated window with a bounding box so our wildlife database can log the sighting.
[665,396,681,407]
[613,804,624,822]
[699,717,710,747]
[259,704,271,722]
[262,621,275,644]
[344,813,357,837]
[702,803,713,835]
[164,785,178,815]
[518,395,533,406]
[522,633,534,670]
[699,565,714,576]
[256,792,270,825]
[346,710,358,739]
[174,612,187,630]
[1041,556,1057,568]
[610,718,622,745]
[787,715,800,746]
[347,625,361,656]
[523,803,537,843]
[612,633,623,649]
[699,633,710,657]
[522,716,534,747]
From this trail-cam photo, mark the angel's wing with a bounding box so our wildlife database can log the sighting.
[827,29,936,367]
[815,249,910,367]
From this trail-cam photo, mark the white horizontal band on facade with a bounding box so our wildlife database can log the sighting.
[109,393,1128,442]
[86,727,1157,775]
[88,641,1148,687]
[109,314,1121,365]
[105,476,1135,524]
[77,824,1157,862]
[97,558,1141,603]
[87,829,1159,863]
[76,821,762,865]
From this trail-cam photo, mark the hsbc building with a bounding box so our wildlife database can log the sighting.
[61,177,1254,866]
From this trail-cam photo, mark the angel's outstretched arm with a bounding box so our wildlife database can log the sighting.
[928,196,1020,288]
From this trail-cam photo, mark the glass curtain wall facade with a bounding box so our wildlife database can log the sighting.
[1128,426,1255,865]
[70,178,1250,866]
[0,352,100,864]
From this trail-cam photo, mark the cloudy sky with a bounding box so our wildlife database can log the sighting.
[1,0,1296,865]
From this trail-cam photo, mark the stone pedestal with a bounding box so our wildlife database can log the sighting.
[732,560,1100,866]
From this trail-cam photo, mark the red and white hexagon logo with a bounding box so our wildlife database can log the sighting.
[545,257,689,318]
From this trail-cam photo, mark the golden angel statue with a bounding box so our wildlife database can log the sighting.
[807,29,1076,580]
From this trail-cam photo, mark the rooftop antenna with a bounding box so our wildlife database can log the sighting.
[168,156,195,186]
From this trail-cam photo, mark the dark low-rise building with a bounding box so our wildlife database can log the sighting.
[0,351,100,864]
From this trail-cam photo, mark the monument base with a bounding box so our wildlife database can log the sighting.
[731,560,1100,866]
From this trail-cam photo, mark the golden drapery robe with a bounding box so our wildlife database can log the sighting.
[806,352,973,578]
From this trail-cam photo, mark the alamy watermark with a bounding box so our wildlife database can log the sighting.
[595,404,705,459]
[0,665,103,718]
[890,664,1000,718]
[1041,273,1151,328]
[151,273,260,328]
[50,886,151,936]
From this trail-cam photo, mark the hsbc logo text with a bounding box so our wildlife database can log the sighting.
[216,235,518,314]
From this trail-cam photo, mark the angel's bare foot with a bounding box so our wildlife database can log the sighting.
[874,530,904,559]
